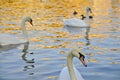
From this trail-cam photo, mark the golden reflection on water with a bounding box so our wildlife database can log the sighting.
[47,76,58,79]
[0,1,120,80]
[0,0,119,49]
[110,62,120,64]
[0,0,92,29]
[88,58,99,63]
[93,0,112,16]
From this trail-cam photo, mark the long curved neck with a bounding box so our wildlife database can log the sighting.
[85,10,90,26]
[21,19,29,42]
[67,52,77,80]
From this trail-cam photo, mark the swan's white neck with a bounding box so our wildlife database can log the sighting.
[67,52,77,80]
[21,19,29,42]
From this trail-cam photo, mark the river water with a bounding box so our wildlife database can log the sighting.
[0,0,120,80]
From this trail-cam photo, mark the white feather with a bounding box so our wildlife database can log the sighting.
[58,66,84,80]
[58,48,87,80]
[0,34,27,46]
[63,18,87,27]
[63,7,92,28]
[0,17,32,51]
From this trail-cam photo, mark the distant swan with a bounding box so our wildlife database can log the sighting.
[63,7,92,27]
[0,17,33,50]
[81,14,93,20]
[73,11,78,15]
[58,48,87,80]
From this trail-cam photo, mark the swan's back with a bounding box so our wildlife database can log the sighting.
[0,34,26,46]
[58,66,84,80]
[64,18,87,27]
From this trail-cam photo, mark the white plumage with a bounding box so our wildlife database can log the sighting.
[58,66,84,80]
[58,48,87,80]
[63,7,92,27]
[0,16,33,51]
[63,18,87,27]
[0,34,26,46]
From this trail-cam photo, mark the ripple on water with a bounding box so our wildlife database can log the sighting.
[0,0,120,80]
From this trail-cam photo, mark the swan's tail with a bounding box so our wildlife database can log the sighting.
[57,16,65,22]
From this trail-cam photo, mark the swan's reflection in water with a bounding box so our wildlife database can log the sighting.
[0,43,22,52]
[64,26,91,47]
[21,42,35,75]
[85,26,90,46]
[22,41,29,52]
[23,64,35,75]
[0,41,30,52]
[64,26,84,34]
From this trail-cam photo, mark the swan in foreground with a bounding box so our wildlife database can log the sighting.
[58,48,87,80]
[0,17,33,51]
[63,7,92,27]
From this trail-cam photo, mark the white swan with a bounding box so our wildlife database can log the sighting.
[58,48,87,80]
[0,17,33,51]
[63,7,92,27]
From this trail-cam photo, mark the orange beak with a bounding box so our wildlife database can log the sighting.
[79,57,87,67]
[89,8,92,13]
[30,21,33,26]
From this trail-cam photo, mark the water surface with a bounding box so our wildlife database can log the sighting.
[0,0,120,80]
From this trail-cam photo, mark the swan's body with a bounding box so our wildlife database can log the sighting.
[58,48,87,80]
[0,34,26,46]
[63,7,92,27]
[63,18,87,27]
[0,17,33,51]
[58,66,84,80]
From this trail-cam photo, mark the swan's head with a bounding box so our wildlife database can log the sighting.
[86,7,92,13]
[81,14,84,17]
[23,16,33,26]
[81,14,85,20]
[71,48,87,67]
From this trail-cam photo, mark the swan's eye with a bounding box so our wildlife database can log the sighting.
[79,52,85,60]
[30,19,32,22]
[89,8,91,11]
[88,8,92,13]
[79,52,83,57]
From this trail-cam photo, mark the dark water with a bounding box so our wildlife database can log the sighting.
[0,0,120,80]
